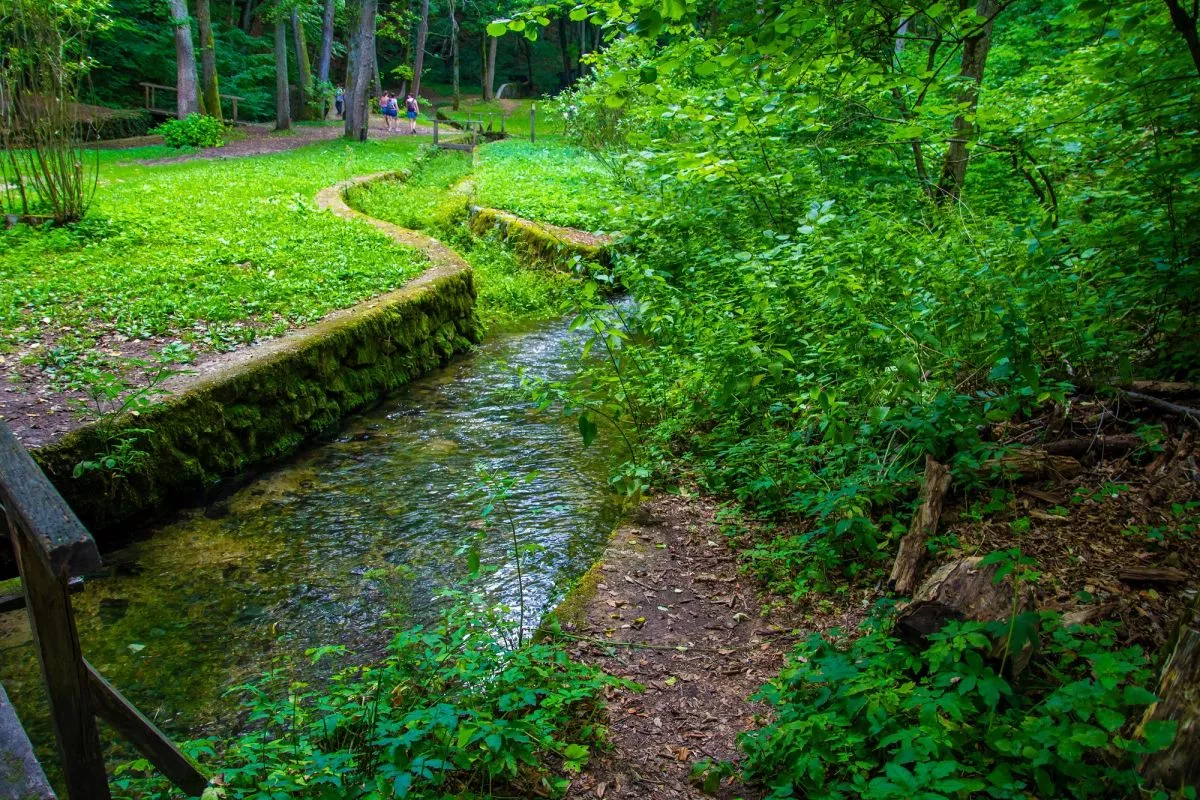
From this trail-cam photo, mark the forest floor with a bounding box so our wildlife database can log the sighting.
[558,494,864,800]
[136,119,437,165]
[559,397,1200,798]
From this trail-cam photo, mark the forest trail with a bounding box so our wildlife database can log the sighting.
[559,495,845,800]
[135,121,436,164]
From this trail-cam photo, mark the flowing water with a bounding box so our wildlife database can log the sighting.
[0,315,621,764]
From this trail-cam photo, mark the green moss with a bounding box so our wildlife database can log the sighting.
[33,264,482,536]
[543,556,608,632]
[468,206,611,270]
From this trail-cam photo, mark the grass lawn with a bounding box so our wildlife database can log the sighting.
[472,139,623,231]
[434,98,564,138]
[1,138,427,374]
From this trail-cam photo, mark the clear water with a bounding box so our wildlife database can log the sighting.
[0,315,620,761]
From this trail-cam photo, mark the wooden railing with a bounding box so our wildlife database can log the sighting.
[0,421,208,799]
[139,82,245,123]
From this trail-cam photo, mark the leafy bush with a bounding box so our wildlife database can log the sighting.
[741,614,1174,799]
[114,594,615,800]
[153,113,225,148]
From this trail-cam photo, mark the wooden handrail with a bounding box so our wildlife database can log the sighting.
[1,420,209,799]
[137,82,244,101]
[0,424,100,576]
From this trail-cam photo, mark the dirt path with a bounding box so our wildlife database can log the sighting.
[559,495,808,800]
[136,120,436,165]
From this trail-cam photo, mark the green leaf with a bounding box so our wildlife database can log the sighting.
[486,21,507,36]
[578,413,598,447]
[568,6,589,21]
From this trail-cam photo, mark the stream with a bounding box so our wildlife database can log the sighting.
[0,314,621,764]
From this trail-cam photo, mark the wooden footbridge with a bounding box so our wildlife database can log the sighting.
[433,103,538,153]
[140,82,245,123]
[0,422,209,799]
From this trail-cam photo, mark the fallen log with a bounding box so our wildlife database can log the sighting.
[888,456,952,596]
[985,451,1083,481]
[1139,596,1200,790]
[1118,567,1190,587]
[1040,434,1142,459]
[1124,391,1200,424]
[1130,381,1200,398]
[895,556,1037,675]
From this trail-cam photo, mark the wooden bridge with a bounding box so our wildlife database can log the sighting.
[433,103,538,153]
[0,422,209,799]
[140,82,245,123]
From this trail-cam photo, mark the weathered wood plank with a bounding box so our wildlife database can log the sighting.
[0,422,101,576]
[0,682,56,800]
[1140,596,1200,789]
[11,522,110,800]
[86,663,209,798]
[889,456,952,596]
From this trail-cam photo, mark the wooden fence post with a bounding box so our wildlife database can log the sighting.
[433,115,439,144]
[10,523,111,800]
[530,103,535,143]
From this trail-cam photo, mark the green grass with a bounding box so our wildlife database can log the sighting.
[347,144,578,327]
[347,148,474,230]
[472,139,622,231]
[1,139,428,363]
[435,98,564,138]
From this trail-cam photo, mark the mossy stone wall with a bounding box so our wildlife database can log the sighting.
[467,206,612,269]
[33,264,482,535]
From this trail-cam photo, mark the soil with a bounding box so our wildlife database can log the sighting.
[560,494,824,800]
[136,120,436,165]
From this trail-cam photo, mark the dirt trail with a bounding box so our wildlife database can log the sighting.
[560,495,812,800]
[136,121,435,165]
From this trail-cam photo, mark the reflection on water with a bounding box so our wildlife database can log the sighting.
[0,315,619,761]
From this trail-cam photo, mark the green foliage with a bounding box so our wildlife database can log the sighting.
[0,139,429,363]
[112,594,614,800]
[741,614,1172,799]
[473,139,619,230]
[152,113,226,148]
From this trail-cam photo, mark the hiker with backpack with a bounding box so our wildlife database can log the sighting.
[380,92,399,132]
[405,94,419,134]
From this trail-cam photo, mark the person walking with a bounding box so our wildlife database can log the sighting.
[405,94,419,134]
[380,92,398,132]
[334,86,344,119]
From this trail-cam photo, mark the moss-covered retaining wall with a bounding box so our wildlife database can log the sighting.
[467,205,613,269]
[32,173,482,536]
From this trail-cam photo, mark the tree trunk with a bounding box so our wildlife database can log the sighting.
[1163,0,1200,78]
[240,0,254,33]
[274,19,290,130]
[888,456,952,596]
[344,0,377,141]
[896,556,1037,675]
[450,0,460,110]
[984,450,1083,480]
[934,0,998,204]
[196,0,221,121]
[372,49,382,97]
[317,0,335,118]
[167,0,200,119]
[557,15,572,81]
[520,36,535,92]
[485,35,497,100]
[411,0,430,100]
[1139,596,1200,790]
[292,9,312,119]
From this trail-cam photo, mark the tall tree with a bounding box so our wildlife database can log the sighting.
[483,35,497,99]
[292,8,312,118]
[167,0,200,118]
[410,0,430,99]
[275,18,291,130]
[1163,0,1200,76]
[935,0,999,204]
[196,0,221,121]
[556,16,571,82]
[240,0,255,31]
[317,0,336,116]
[344,0,377,140]
[449,0,460,109]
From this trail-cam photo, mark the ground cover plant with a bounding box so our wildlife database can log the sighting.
[435,98,564,138]
[1,139,430,417]
[472,138,620,231]
[346,142,613,327]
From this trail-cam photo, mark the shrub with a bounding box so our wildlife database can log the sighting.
[113,593,616,799]
[740,614,1174,799]
[153,113,225,148]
